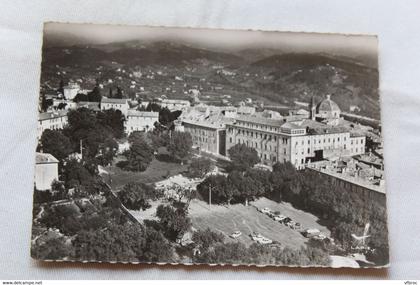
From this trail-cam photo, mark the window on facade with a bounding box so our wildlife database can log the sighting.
[229,137,232,143]
[307,148,310,154]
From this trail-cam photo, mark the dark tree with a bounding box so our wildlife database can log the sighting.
[192,228,224,250]
[39,129,72,161]
[156,204,191,241]
[146,102,162,112]
[118,182,161,211]
[159,108,182,126]
[40,93,49,112]
[167,131,193,162]
[121,133,154,171]
[65,108,118,161]
[227,170,262,206]
[57,102,67,110]
[197,174,231,205]
[96,109,125,139]
[227,143,260,172]
[188,157,215,178]
[115,86,123,99]
[73,93,89,103]
[57,79,65,97]
[87,81,102,102]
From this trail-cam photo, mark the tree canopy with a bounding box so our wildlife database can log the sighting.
[167,131,193,162]
[118,182,162,211]
[39,129,72,161]
[227,143,260,172]
[119,132,154,172]
[156,204,191,241]
[188,157,215,178]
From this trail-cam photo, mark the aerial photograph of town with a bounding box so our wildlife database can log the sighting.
[31,22,388,268]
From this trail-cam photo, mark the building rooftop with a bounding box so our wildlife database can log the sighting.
[101,97,128,104]
[233,115,285,128]
[316,94,341,113]
[307,163,385,194]
[127,110,159,117]
[183,114,234,129]
[77,101,101,111]
[35,152,59,164]
[38,110,68,121]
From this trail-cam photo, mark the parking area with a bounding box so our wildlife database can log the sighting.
[189,197,330,249]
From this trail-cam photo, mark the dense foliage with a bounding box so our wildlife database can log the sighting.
[167,131,193,162]
[227,143,260,171]
[118,132,154,171]
[117,182,162,210]
[39,129,72,161]
[187,157,215,178]
[194,241,329,266]
[156,204,191,241]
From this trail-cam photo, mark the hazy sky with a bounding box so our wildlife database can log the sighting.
[44,22,378,65]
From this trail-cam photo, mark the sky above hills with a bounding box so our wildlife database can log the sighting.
[44,22,378,67]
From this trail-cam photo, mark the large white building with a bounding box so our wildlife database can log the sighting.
[124,110,159,135]
[100,97,130,117]
[183,114,234,156]
[37,110,68,140]
[225,96,366,169]
[34,152,59,191]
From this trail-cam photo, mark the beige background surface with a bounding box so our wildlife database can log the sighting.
[0,0,419,279]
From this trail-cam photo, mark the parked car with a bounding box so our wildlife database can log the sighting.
[250,231,263,241]
[282,217,292,224]
[293,222,302,230]
[230,231,242,239]
[257,237,273,245]
[273,215,287,222]
[259,207,272,215]
[302,228,321,238]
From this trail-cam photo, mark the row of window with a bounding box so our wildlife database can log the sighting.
[187,127,216,137]
[229,129,290,144]
[235,121,280,133]
[39,117,67,125]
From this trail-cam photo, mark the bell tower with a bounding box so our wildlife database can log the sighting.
[310,96,316,120]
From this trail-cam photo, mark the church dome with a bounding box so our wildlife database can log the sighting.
[316,94,340,113]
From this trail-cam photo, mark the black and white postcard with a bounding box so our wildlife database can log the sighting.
[32,22,388,268]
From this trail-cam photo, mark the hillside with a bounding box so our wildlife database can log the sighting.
[40,41,380,119]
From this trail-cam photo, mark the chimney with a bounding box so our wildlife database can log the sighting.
[326,94,331,100]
